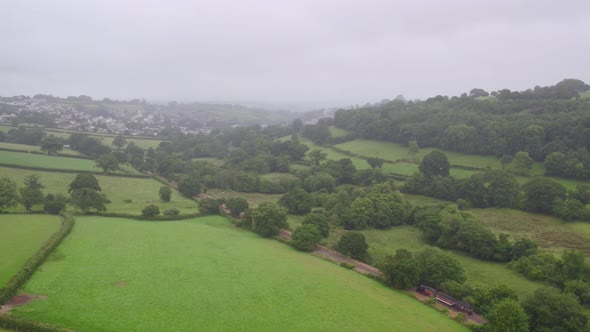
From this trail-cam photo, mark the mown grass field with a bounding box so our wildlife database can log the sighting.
[0,150,139,174]
[259,172,299,182]
[328,126,351,138]
[14,216,468,332]
[0,214,61,287]
[320,225,545,300]
[0,167,197,215]
[0,141,82,156]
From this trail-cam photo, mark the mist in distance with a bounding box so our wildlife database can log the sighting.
[1,0,589,109]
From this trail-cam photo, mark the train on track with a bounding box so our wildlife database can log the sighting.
[416,284,474,315]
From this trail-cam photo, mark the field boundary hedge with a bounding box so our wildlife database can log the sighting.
[0,147,93,160]
[0,315,70,332]
[0,163,149,178]
[0,214,75,305]
[97,211,202,221]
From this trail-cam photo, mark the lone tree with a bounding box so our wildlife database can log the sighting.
[141,204,160,217]
[416,248,465,288]
[408,140,420,161]
[96,153,120,174]
[522,177,567,214]
[159,186,172,202]
[292,224,322,252]
[112,135,128,149]
[380,249,419,289]
[19,175,45,213]
[486,299,529,332]
[70,188,107,213]
[40,135,64,155]
[419,151,450,177]
[302,211,330,238]
[226,197,249,217]
[335,232,369,262]
[69,174,101,193]
[366,157,384,169]
[0,177,19,211]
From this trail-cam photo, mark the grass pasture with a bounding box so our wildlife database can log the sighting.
[14,216,467,332]
[335,139,503,170]
[328,126,351,138]
[0,150,139,174]
[207,188,282,207]
[0,214,61,286]
[0,167,197,215]
[320,225,545,300]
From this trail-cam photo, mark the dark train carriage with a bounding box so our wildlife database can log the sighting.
[416,284,473,315]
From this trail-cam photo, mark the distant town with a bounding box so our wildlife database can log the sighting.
[0,94,336,136]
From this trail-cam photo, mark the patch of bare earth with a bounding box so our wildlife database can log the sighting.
[115,281,128,287]
[0,293,47,313]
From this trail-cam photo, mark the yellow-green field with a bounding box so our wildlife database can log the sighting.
[0,141,82,156]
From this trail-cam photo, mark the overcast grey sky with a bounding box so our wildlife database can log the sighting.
[1,0,589,108]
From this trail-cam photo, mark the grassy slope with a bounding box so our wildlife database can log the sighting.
[0,215,61,286]
[322,225,545,300]
[328,126,351,138]
[207,188,282,207]
[0,150,139,174]
[15,216,467,332]
[0,167,197,215]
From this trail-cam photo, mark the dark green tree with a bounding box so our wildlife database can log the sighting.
[522,178,567,214]
[198,198,221,215]
[335,232,369,261]
[141,204,160,217]
[366,157,384,169]
[486,299,529,332]
[19,175,45,213]
[43,193,67,214]
[0,177,19,211]
[159,186,172,202]
[278,188,313,215]
[419,151,450,177]
[40,135,64,155]
[302,212,330,238]
[308,149,327,166]
[416,248,465,288]
[291,224,322,252]
[70,188,107,213]
[523,288,587,332]
[177,174,201,198]
[226,197,249,217]
[95,153,120,174]
[380,249,419,289]
[249,202,288,237]
[69,174,101,193]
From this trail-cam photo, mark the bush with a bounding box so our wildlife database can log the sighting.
[159,186,172,202]
[291,224,322,252]
[335,232,369,262]
[163,208,180,216]
[141,204,160,217]
[43,193,67,214]
[198,198,221,215]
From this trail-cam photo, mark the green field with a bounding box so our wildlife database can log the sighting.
[321,225,545,300]
[0,150,139,174]
[0,167,197,215]
[469,208,590,255]
[191,157,225,166]
[259,172,300,182]
[0,141,82,156]
[335,139,503,169]
[0,214,61,286]
[14,216,467,332]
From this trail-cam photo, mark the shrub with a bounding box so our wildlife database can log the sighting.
[291,224,322,252]
[335,232,369,262]
[141,204,160,217]
[163,208,180,216]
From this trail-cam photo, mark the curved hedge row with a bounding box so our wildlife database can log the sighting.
[0,214,75,305]
[98,211,202,221]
